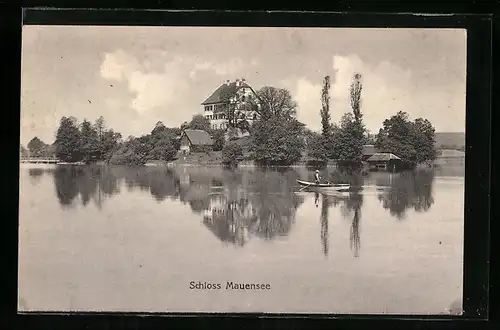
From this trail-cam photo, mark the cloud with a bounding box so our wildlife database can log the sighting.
[100,50,142,81]
[188,57,244,80]
[288,54,464,133]
[100,51,191,114]
[100,50,249,115]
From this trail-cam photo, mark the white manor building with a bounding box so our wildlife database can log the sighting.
[201,78,261,131]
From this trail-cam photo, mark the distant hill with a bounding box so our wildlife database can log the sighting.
[435,132,465,150]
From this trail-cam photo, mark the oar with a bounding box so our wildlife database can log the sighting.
[299,183,312,192]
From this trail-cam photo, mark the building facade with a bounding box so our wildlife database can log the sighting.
[201,78,261,131]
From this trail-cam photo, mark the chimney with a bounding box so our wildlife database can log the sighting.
[235,78,240,87]
[226,80,230,86]
[241,78,245,83]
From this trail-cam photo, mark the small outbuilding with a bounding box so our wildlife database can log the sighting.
[179,129,213,154]
[366,153,402,172]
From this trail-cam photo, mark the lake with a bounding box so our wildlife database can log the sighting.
[18,164,464,314]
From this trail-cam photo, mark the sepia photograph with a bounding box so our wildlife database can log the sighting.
[19,25,466,315]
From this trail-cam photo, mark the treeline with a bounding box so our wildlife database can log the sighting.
[24,76,437,169]
[21,137,56,158]
[221,74,437,169]
[50,114,228,166]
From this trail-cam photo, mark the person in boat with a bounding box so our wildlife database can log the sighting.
[314,170,321,184]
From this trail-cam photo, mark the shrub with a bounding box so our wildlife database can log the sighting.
[222,141,244,167]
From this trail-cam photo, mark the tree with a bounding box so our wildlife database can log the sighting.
[411,118,437,163]
[251,116,305,166]
[332,73,366,164]
[337,113,364,162]
[255,86,297,119]
[80,119,100,163]
[320,76,332,138]
[55,117,82,162]
[212,129,226,152]
[27,137,47,157]
[101,129,122,162]
[222,141,244,167]
[306,132,328,164]
[375,111,436,167]
[350,73,363,122]
[20,144,28,158]
[187,115,211,132]
[149,122,178,161]
[94,116,106,142]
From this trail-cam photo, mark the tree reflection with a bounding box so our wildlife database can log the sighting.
[53,166,81,208]
[28,168,44,185]
[182,167,304,246]
[377,169,435,219]
[315,189,362,258]
[319,193,329,257]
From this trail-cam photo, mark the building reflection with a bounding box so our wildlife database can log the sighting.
[189,168,304,246]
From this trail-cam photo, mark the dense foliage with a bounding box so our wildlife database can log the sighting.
[251,116,305,166]
[55,117,83,162]
[211,129,226,152]
[375,111,436,166]
[109,122,178,165]
[306,132,328,164]
[54,116,180,165]
[26,137,52,157]
[336,113,365,163]
[221,141,244,167]
[186,115,211,132]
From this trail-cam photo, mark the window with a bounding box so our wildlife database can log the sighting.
[253,113,257,120]
[241,95,246,102]
[205,106,209,112]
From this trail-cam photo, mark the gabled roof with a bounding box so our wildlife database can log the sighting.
[367,153,401,162]
[202,81,251,105]
[362,145,378,156]
[182,129,213,146]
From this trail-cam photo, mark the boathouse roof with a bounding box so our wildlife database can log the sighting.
[367,153,401,162]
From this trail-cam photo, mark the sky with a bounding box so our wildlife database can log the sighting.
[20,26,466,146]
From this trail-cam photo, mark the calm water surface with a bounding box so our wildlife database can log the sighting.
[18,164,464,314]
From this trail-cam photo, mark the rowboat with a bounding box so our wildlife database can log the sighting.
[296,180,350,191]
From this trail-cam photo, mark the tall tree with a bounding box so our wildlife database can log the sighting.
[55,116,82,162]
[349,73,363,122]
[337,113,364,162]
[80,119,100,162]
[94,116,106,142]
[320,76,332,138]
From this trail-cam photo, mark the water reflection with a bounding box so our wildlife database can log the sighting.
[28,165,436,254]
[28,168,44,185]
[315,190,362,258]
[376,170,435,219]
